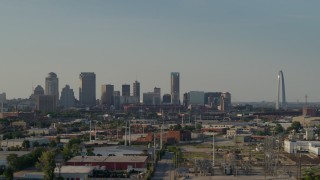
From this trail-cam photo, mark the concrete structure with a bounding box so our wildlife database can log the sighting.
[101,84,114,107]
[45,72,59,105]
[122,84,130,97]
[276,70,286,110]
[54,166,94,180]
[79,72,96,107]
[60,85,75,108]
[171,72,180,105]
[67,156,148,172]
[133,80,140,102]
[35,95,56,112]
[284,139,320,155]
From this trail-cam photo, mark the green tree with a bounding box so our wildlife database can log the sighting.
[274,124,284,134]
[287,121,302,133]
[36,151,56,180]
[4,167,14,180]
[33,141,40,147]
[6,154,18,170]
[22,140,30,149]
[49,140,57,148]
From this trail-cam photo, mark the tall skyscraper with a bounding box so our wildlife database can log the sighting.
[122,84,130,97]
[171,72,180,105]
[154,87,161,105]
[276,70,286,110]
[101,84,114,107]
[79,72,96,107]
[220,92,231,112]
[45,72,59,105]
[60,85,75,108]
[133,81,140,101]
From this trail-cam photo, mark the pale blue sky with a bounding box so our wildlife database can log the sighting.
[1,0,320,102]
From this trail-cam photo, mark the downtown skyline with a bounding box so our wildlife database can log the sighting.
[1,1,320,102]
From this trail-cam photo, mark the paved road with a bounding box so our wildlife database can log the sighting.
[152,152,175,180]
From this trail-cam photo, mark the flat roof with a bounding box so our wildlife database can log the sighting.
[68,156,148,163]
[58,166,95,174]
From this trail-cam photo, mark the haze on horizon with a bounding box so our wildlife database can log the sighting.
[1,0,320,102]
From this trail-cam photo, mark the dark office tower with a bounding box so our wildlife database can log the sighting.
[45,72,59,105]
[34,85,44,96]
[133,81,140,101]
[79,72,96,107]
[122,84,130,97]
[60,85,75,108]
[101,84,114,107]
[162,94,171,104]
[154,87,161,105]
[171,72,180,105]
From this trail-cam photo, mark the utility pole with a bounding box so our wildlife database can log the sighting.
[124,121,127,146]
[89,120,92,142]
[212,133,215,175]
[154,132,156,164]
[129,119,131,146]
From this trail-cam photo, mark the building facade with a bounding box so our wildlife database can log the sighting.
[60,85,75,108]
[220,92,231,112]
[35,95,56,112]
[133,81,140,102]
[79,72,96,107]
[45,72,59,105]
[122,84,130,97]
[101,84,114,107]
[171,72,180,105]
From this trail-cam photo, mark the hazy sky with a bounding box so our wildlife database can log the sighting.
[1,0,320,102]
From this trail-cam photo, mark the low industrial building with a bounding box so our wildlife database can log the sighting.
[66,156,148,172]
[28,128,56,136]
[284,139,320,156]
[0,137,50,148]
[54,166,94,180]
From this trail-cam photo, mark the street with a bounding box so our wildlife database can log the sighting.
[152,152,175,180]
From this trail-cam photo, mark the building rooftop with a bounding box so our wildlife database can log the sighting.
[56,166,95,174]
[68,156,148,163]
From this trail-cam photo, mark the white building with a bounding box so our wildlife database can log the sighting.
[284,139,320,155]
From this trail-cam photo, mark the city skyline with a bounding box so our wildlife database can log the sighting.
[1,1,320,102]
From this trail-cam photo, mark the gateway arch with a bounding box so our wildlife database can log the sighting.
[276,70,286,110]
